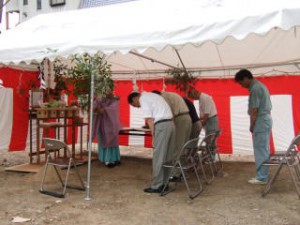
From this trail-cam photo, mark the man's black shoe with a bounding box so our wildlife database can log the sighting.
[144,187,161,193]
[144,185,169,193]
[169,176,181,182]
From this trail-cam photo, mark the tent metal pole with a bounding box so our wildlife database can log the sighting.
[174,48,188,75]
[85,70,94,201]
[129,51,176,69]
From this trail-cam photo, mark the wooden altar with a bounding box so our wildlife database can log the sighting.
[28,107,87,164]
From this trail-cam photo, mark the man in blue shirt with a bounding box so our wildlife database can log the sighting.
[235,69,272,185]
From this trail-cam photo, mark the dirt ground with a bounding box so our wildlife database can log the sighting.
[1,147,300,225]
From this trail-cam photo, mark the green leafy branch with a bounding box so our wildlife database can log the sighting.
[165,68,195,94]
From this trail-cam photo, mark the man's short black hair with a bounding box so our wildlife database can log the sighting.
[234,69,254,82]
[127,92,140,104]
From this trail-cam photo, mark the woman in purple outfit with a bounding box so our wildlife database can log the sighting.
[92,93,122,168]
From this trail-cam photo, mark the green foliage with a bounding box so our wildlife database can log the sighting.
[48,100,59,108]
[53,52,114,111]
[69,53,114,111]
[165,68,195,94]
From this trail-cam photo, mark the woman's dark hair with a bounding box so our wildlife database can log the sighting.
[127,92,140,104]
[234,69,253,82]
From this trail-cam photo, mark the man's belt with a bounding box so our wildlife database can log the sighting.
[209,114,217,119]
[258,112,271,116]
[154,119,173,126]
[175,112,189,118]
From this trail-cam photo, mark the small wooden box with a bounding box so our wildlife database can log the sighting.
[67,108,79,118]
[36,109,49,119]
[36,108,79,119]
[49,109,65,118]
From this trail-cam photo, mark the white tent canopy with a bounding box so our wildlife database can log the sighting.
[1,0,300,78]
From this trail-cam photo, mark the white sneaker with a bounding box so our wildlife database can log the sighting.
[248,177,267,185]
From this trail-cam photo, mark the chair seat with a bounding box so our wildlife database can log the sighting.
[48,157,73,166]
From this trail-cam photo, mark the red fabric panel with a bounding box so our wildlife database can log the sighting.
[115,80,131,145]
[0,67,39,151]
[292,94,300,134]
[66,86,79,145]
[262,76,300,135]
[269,132,275,154]
[191,79,234,153]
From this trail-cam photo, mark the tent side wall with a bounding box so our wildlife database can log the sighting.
[1,67,300,156]
[0,67,39,151]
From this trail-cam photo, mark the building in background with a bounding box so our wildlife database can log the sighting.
[1,0,136,33]
[5,0,81,27]
[80,0,136,8]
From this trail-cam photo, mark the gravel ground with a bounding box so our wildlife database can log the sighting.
[1,147,300,225]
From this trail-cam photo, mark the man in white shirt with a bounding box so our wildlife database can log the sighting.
[152,90,192,182]
[188,88,219,136]
[128,92,176,193]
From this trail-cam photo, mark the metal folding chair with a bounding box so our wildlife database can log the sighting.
[260,133,300,198]
[161,138,203,199]
[40,138,85,198]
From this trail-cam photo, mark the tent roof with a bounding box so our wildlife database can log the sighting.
[1,0,300,78]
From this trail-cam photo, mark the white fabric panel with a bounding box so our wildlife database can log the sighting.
[129,106,145,146]
[230,96,253,155]
[0,88,13,151]
[25,119,38,151]
[271,95,295,152]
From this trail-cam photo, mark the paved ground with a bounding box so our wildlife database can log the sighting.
[0,147,300,225]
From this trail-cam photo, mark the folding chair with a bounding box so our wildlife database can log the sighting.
[260,133,300,198]
[196,133,216,184]
[161,137,203,199]
[40,138,85,198]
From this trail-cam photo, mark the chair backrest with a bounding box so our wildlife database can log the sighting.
[214,129,222,138]
[292,133,300,147]
[286,133,300,156]
[175,137,200,163]
[43,138,69,158]
[198,133,216,152]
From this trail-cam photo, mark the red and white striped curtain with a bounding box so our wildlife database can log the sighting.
[114,77,300,155]
[1,66,300,156]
